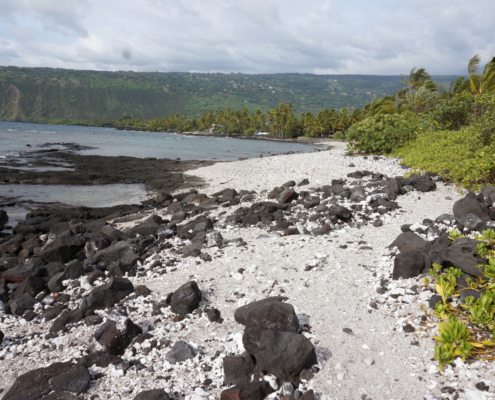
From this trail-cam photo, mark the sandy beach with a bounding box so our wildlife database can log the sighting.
[2,142,486,400]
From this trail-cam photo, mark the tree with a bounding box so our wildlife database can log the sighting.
[400,67,431,92]
[364,95,396,117]
[465,55,495,95]
[301,112,315,137]
[399,86,439,114]
[336,108,350,133]
[438,76,468,99]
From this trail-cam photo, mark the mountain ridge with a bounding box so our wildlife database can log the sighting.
[0,66,461,122]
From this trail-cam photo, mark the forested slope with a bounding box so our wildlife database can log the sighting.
[0,66,459,121]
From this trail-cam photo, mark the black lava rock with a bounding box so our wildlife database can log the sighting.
[170,281,202,315]
[245,301,299,333]
[223,352,256,385]
[234,296,288,326]
[242,327,317,381]
[165,340,195,364]
[393,252,425,280]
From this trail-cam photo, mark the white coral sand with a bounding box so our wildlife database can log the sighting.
[3,142,488,400]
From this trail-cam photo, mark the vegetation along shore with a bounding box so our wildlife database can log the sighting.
[1,54,495,400]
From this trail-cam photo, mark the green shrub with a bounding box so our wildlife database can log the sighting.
[427,229,495,370]
[333,131,345,140]
[427,92,475,130]
[396,93,495,187]
[244,128,256,135]
[347,112,421,154]
[396,127,495,187]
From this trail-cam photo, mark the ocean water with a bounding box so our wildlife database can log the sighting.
[1,184,147,230]
[0,121,320,226]
[0,121,319,160]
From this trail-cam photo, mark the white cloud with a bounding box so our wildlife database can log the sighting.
[0,0,494,74]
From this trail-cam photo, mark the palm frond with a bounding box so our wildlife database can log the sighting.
[468,55,481,94]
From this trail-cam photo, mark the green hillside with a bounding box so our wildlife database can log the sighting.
[0,66,460,121]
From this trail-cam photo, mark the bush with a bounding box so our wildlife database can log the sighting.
[244,128,256,135]
[427,92,475,130]
[396,126,495,187]
[396,93,495,187]
[428,229,495,370]
[333,131,345,140]
[346,112,421,154]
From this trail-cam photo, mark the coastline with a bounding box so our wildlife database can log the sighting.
[116,126,337,147]
[1,142,484,400]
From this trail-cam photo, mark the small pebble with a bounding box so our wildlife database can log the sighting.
[363,357,374,366]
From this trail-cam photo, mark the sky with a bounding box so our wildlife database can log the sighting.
[0,0,494,75]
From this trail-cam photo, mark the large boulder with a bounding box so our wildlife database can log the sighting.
[453,194,491,222]
[1,258,44,283]
[0,257,18,272]
[481,186,495,203]
[459,213,483,230]
[245,301,299,333]
[85,241,141,266]
[9,293,36,316]
[13,276,45,299]
[39,223,86,263]
[393,252,426,280]
[0,234,24,256]
[234,297,288,326]
[391,232,429,254]
[242,327,317,381]
[170,281,202,315]
[223,352,256,385]
[444,238,487,278]
[124,222,162,238]
[2,362,90,400]
[84,231,111,258]
[80,277,134,310]
[428,234,451,265]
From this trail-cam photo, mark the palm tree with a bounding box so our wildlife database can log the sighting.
[336,108,350,133]
[399,86,439,114]
[465,55,495,95]
[349,109,363,125]
[364,95,396,117]
[301,112,314,137]
[438,76,467,99]
[327,109,338,135]
[268,108,278,135]
[400,68,431,92]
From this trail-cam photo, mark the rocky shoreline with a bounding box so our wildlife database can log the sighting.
[0,143,213,191]
[1,144,492,400]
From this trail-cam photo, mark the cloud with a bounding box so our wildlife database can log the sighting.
[0,0,494,75]
[0,0,90,37]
